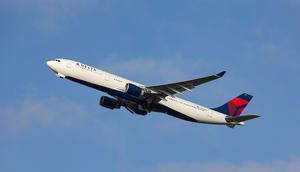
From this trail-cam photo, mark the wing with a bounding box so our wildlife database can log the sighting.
[146,71,226,97]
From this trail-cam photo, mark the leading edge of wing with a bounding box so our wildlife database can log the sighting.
[146,71,226,96]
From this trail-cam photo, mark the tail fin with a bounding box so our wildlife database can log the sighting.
[212,93,253,117]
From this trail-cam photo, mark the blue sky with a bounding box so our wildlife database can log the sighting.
[1,0,300,171]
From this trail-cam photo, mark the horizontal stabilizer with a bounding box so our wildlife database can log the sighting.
[225,114,260,123]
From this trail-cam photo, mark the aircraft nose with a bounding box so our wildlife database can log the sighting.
[47,60,55,69]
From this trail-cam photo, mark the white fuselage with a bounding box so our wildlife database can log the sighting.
[47,58,228,124]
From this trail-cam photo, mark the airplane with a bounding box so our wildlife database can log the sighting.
[47,58,259,128]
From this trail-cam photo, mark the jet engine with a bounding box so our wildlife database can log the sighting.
[125,83,145,97]
[99,96,120,110]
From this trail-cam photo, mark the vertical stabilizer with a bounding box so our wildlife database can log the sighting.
[212,93,253,117]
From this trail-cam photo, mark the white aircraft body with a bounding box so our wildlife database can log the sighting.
[47,58,259,128]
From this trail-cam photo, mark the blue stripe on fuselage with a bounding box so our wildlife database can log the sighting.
[66,76,144,104]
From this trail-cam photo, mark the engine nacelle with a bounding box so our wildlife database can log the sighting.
[125,83,145,97]
[99,96,120,110]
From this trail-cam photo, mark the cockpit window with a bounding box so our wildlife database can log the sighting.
[55,59,61,62]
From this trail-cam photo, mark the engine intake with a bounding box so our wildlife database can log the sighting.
[125,83,145,97]
[99,96,120,110]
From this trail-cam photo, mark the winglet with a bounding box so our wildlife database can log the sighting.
[216,71,226,77]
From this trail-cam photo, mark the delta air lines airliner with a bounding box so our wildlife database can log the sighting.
[47,58,259,128]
